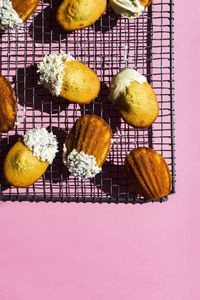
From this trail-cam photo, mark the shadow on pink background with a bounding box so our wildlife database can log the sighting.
[0,1,199,299]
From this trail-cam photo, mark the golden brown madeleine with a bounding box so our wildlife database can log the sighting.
[124,147,172,200]
[110,0,152,18]
[12,0,40,22]
[66,115,112,167]
[37,53,100,104]
[4,140,49,188]
[56,0,107,31]
[0,0,40,30]
[64,115,112,179]
[61,61,100,104]
[0,75,16,133]
[109,69,159,128]
[4,128,58,188]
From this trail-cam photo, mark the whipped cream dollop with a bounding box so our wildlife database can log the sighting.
[23,128,58,164]
[0,0,23,30]
[109,68,147,104]
[37,52,75,97]
[110,0,145,19]
[63,146,101,179]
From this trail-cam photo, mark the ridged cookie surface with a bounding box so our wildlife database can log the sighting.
[66,114,112,167]
[124,147,171,200]
[12,0,40,21]
[0,75,16,133]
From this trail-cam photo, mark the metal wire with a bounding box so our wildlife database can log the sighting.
[0,0,175,203]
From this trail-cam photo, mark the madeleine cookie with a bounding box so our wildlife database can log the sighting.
[56,0,107,31]
[124,147,172,200]
[109,68,159,128]
[0,75,16,133]
[0,0,40,30]
[4,128,58,187]
[110,0,152,19]
[63,114,112,179]
[37,52,100,104]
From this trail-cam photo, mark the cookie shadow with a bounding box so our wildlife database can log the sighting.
[30,1,119,42]
[44,126,70,185]
[80,82,122,134]
[92,7,119,33]
[13,64,70,115]
[29,0,73,43]
[92,160,159,204]
[91,160,139,203]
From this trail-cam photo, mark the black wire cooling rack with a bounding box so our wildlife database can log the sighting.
[0,0,175,203]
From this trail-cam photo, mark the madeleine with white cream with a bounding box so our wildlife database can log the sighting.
[109,68,159,128]
[109,0,153,19]
[63,115,112,179]
[4,128,58,187]
[37,52,100,104]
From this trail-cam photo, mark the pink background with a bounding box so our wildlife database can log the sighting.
[0,1,199,299]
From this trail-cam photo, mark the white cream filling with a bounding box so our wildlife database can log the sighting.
[23,128,58,164]
[109,68,147,104]
[37,52,75,97]
[0,0,23,30]
[110,0,145,19]
[63,146,101,179]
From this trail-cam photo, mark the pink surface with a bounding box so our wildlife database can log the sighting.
[0,1,199,300]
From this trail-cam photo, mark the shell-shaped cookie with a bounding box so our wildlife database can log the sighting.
[4,128,58,188]
[56,0,107,31]
[109,69,159,128]
[124,147,171,200]
[4,140,49,188]
[0,75,16,133]
[61,61,100,104]
[12,0,40,22]
[118,81,159,128]
[37,53,100,104]
[66,114,112,167]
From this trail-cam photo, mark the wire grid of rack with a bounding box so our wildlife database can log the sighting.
[0,0,175,203]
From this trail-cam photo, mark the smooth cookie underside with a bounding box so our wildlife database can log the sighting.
[56,0,107,31]
[4,141,49,188]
